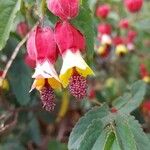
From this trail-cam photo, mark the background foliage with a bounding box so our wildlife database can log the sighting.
[0,0,150,149]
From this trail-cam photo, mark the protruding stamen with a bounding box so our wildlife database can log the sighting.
[40,86,56,111]
[69,73,87,100]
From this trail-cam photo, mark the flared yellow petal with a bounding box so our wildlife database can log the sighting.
[48,78,62,90]
[143,76,150,83]
[0,78,9,91]
[30,78,45,92]
[115,44,128,56]
[59,50,94,87]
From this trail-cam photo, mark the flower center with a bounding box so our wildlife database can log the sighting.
[40,85,55,111]
[69,72,87,100]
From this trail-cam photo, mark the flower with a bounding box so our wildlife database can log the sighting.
[119,19,129,29]
[140,64,150,83]
[115,44,128,57]
[124,0,143,13]
[96,4,110,19]
[16,22,29,37]
[55,21,94,99]
[0,71,9,91]
[27,26,61,111]
[98,23,112,35]
[47,0,79,20]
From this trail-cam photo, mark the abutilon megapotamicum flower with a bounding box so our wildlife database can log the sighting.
[27,26,61,111]
[47,0,79,20]
[55,21,94,100]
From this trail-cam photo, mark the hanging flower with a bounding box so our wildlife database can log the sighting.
[27,26,61,111]
[140,64,150,83]
[96,4,110,19]
[115,44,128,57]
[124,0,143,13]
[55,21,94,100]
[47,0,79,20]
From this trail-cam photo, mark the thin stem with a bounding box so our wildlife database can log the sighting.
[1,22,39,81]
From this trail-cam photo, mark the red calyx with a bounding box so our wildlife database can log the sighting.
[27,26,57,64]
[54,21,86,55]
[24,54,36,69]
[98,23,112,35]
[96,4,110,19]
[47,0,79,20]
[124,0,143,13]
[17,22,29,37]
[127,30,137,43]
[113,36,124,46]
[119,19,129,29]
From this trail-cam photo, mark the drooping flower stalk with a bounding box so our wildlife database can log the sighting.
[27,26,61,111]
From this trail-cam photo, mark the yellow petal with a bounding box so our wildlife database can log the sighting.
[30,78,45,92]
[115,44,128,56]
[48,78,62,90]
[0,78,9,91]
[97,45,106,55]
[59,50,94,87]
[143,76,150,83]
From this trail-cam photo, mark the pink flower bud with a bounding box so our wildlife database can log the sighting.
[124,0,143,13]
[47,0,79,20]
[35,26,57,63]
[140,64,149,78]
[17,22,29,37]
[119,19,129,29]
[127,30,137,43]
[113,36,124,46]
[96,4,110,19]
[55,21,86,55]
[24,54,36,69]
[27,26,57,64]
[98,23,112,35]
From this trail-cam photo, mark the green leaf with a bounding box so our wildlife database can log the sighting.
[68,104,109,150]
[115,114,137,150]
[128,115,150,150]
[0,0,21,50]
[8,59,32,105]
[114,114,150,150]
[72,1,94,63]
[112,80,146,114]
[78,119,104,150]
[48,140,67,150]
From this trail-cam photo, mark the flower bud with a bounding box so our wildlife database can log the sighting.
[47,0,79,20]
[119,19,129,29]
[124,0,143,13]
[17,22,29,37]
[96,4,110,19]
[98,23,112,35]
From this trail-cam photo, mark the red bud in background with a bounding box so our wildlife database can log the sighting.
[47,0,79,20]
[88,89,96,100]
[141,101,150,115]
[124,0,143,13]
[119,19,129,29]
[24,54,36,69]
[113,36,124,46]
[98,23,112,35]
[17,22,29,37]
[140,64,149,78]
[96,4,110,19]
[54,21,86,55]
[127,30,137,43]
